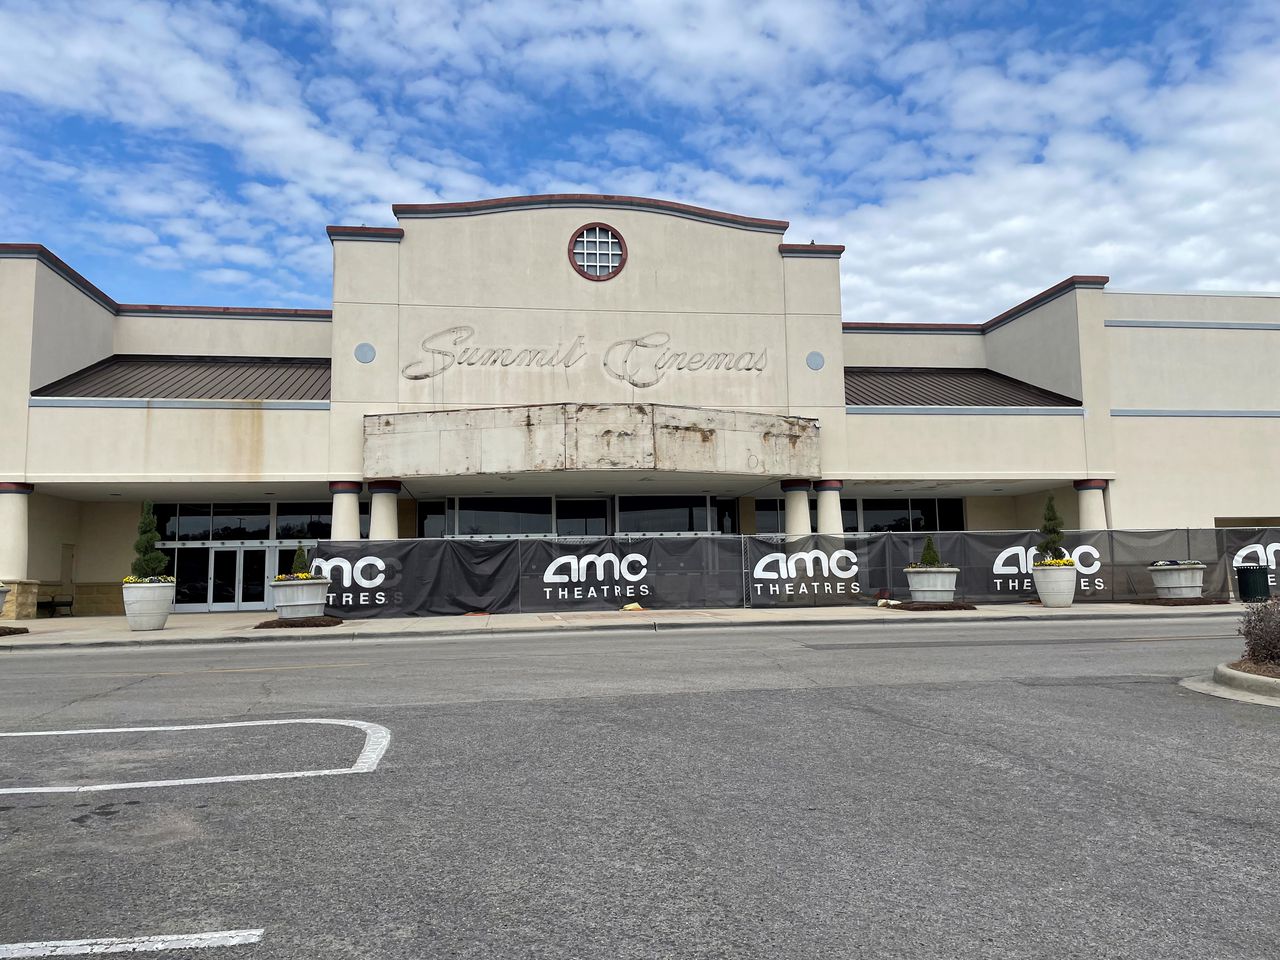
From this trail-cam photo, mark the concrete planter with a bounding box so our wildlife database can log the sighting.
[122,581,175,631]
[270,578,331,619]
[904,567,960,603]
[1148,563,1206,599]
[1032,565,1077,608]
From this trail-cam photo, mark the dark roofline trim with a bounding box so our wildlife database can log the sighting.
[0,244,330,321]
[0,243,116,312]
[392,195,790,234]
[841,275,1110,334]
[117,304,332,321]
[326,225,404,243]
[779,243,845,258]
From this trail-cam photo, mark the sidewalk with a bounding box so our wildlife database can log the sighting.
[1,600,1244,652]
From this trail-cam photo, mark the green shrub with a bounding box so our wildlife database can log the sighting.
[1037,495,1066,560]
[291,546,309,576]
[130,502,170,579]
[1239,600,1280,664]
[920,535,942,567]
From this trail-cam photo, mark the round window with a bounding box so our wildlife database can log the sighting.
[569,222,626,281]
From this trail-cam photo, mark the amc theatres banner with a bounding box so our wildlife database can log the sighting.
[311,527,1279,618]
[314,536,747,618]
[746,535,889,606]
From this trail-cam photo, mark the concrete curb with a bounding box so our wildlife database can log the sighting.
[1212,661,1280,698]
[0,605,1244,653]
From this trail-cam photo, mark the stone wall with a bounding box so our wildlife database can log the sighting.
[73,582,125,616]
[1,580,38,620]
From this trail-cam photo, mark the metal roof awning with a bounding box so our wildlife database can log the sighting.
[32,355,331,401]
[844,367,1081,407]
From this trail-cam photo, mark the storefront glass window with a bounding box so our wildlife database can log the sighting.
[176,503,212,541]
[456,497,553,536]
[555,499,609,537]
[212,503,270,540]
[715,498,739,534]
[154,504,179,541]
[841,498,859,533]
[417,500,448,538]
[862,499,912,532]
[174,547,210,604]
[754,498,782,534]
[617,495,709,533]
[276,502,332,539]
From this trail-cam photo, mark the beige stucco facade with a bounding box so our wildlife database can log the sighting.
[2,195,1279,617]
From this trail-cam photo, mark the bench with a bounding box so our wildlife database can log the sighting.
[36,594,74,617]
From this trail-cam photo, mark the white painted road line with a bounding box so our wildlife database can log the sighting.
[0,718,391,796]
[0,928,263,956]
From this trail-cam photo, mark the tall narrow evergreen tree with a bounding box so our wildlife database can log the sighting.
[130,501,170,579]
[1037,495,1066,560]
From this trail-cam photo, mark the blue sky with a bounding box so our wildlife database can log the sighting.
[1,0,1277,323]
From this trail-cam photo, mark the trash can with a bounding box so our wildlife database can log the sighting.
[1235,564,1272,603]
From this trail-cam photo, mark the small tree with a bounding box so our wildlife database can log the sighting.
[919,535,942,567]
[130,502,170,579]
[1037,495,1066,560]
[291,546,309,576]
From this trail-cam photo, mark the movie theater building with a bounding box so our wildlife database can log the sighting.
[1,194,1278,618]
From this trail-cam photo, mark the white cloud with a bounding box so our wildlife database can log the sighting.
[0,0,1277,322]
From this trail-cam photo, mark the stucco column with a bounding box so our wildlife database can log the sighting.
[0,483,32,582]
[368,480,402,541]
[781,480,812,537]
[329,481,363,541]
[1074,479,1108,530]
[814,479,845,536]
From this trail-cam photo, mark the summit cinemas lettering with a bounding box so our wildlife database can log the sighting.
[402,325,587,380]
[400,325,767,388]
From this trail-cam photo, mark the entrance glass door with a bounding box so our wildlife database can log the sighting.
[208,547,269,612]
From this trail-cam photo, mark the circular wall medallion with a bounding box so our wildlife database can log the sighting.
[569,222,627,281]
[354,342,377,364]
[806,351,825,371]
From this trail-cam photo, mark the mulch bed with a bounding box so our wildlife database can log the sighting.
[1132,597,1231,606]
[1229,659,1280,680]
[0,626,30,637]
[255,616,345,630]
[890,601,978,611]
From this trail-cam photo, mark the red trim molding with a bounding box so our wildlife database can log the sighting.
[842,275,1110,333]
[392,194,790,234]
[328,481,363,495]
[326,225,405,243]
[0,482,35,495]
[568,222,628,282]
[779,243,845,258]
[780,479,813,493]
[814,479,844,492]
[1073,479,1109,491]
[368,480,403,495]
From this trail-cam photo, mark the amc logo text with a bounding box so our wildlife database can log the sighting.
[991,545,1104,592]
[542,552,650,600]
[311,556,392,606]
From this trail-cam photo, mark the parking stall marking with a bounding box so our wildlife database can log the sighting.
[0,928,263,956]
[0,718,390,796]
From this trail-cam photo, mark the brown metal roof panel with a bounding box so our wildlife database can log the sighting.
[844,367,1080,407]
[32,356,332,400]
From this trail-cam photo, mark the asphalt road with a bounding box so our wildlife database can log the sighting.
[0,616,1275,959]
